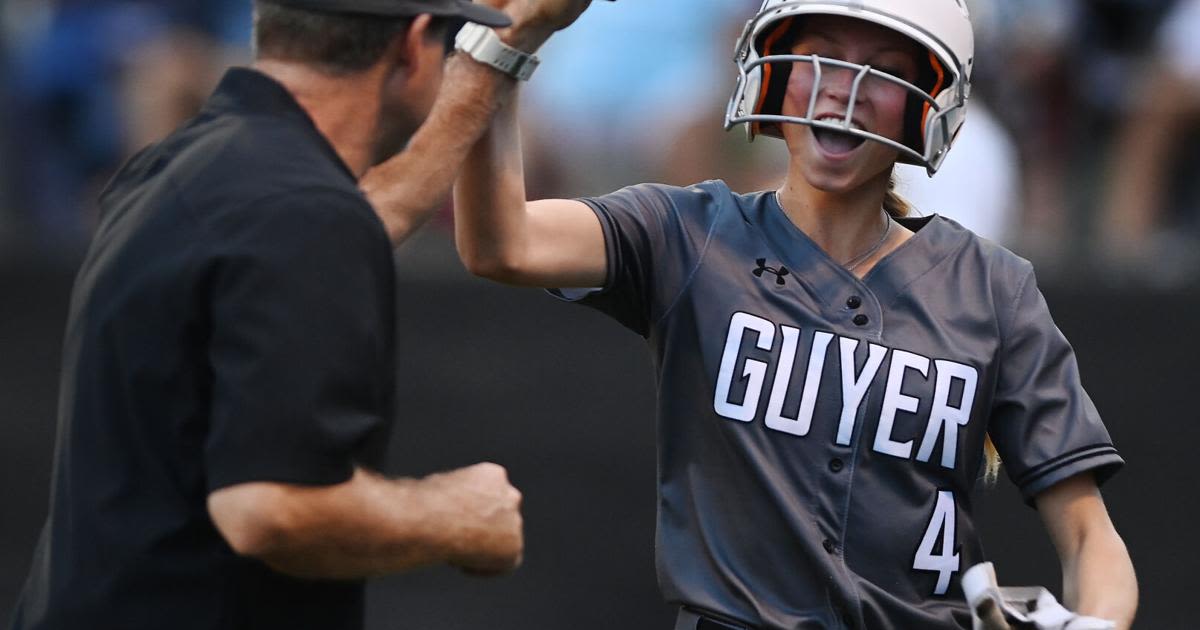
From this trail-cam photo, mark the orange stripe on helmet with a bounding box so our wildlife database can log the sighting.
[753,16,795,136]
[920,49,946,139]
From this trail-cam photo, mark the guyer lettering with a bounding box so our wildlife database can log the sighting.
[712,312,978,468]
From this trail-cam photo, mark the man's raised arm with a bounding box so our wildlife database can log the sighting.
[361,0,594,245]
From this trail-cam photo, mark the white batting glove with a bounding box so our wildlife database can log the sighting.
[1063,615,1119,630]
[962,563,1116,630]
[963,562,1011,630]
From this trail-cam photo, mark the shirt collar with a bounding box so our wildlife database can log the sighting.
[202,67,358,181]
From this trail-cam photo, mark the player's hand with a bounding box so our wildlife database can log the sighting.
[519,0,594,32]
[424,462,524,574]
[478,0,594,51]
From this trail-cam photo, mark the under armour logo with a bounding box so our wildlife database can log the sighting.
[753,258,789,285]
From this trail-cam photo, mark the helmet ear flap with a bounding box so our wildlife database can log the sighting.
[901,50,948,163]
[752,16,800,138]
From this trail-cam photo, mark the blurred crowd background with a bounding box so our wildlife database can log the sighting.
[1,0,1199,285]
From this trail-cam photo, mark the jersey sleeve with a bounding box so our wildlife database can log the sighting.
[203,190,395,491]
[988,268,1123,503]
[565,182,720,337]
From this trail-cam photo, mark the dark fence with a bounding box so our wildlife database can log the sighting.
[1,234,1193,628]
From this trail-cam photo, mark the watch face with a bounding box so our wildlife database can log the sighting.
[453,21,484,54]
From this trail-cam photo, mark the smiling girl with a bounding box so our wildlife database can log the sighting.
[450,1,1138,628]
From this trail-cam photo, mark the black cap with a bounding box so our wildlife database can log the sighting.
[267,0,511,27]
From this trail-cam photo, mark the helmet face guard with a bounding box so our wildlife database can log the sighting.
[725,0,974,175]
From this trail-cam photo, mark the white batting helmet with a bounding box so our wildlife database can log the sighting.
[725,0,975,174]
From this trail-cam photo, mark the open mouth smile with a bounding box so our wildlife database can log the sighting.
[811,114,867,156]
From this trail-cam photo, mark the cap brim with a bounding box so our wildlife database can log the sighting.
[266,0,511,27]
[452,1,511,27]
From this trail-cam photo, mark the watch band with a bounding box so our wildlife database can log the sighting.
[454,22,540,81]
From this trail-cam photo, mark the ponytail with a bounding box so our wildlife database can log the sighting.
[982,436,1001,485]
[884,170,913,219]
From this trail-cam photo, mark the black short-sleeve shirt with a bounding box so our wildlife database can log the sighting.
[11,69,396,630]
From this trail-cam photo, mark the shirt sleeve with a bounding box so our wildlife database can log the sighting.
[988,268,1123,503]
[563,182,716,337]
[203,189,395,491]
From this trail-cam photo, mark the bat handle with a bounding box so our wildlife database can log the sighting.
[974,598,1014,630]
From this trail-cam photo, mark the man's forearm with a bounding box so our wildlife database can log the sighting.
[209,465,523,580]
[248,469,449,579]
[361,4,565,246]
[360,58,515,245]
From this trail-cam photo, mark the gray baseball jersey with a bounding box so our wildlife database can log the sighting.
[561,180,1122,629]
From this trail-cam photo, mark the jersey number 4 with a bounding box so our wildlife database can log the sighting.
[913,490,960,596]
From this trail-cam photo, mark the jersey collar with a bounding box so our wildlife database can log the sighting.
[747,192,971,336]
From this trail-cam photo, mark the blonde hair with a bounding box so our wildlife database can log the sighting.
[886,171,1004,485]
[884,172,913,219]
[982,436,1001,485]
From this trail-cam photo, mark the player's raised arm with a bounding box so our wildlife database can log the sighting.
[361,0,604,267]
[454,90,606,288]
[1035,473,1138,629]
[449,1,607,289]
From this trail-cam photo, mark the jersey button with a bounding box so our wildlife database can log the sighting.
[828,458,844,473]
[846,295,862,309]
[852,314,869,326]
[822,538,837,554]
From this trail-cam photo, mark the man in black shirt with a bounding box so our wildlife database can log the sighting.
[10,1,592,628]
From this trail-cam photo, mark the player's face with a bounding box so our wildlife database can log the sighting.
[779,16,922,192]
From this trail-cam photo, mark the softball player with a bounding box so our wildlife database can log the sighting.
[452,0,1138,627]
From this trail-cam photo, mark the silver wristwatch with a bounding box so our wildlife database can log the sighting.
[454,22,540,81]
